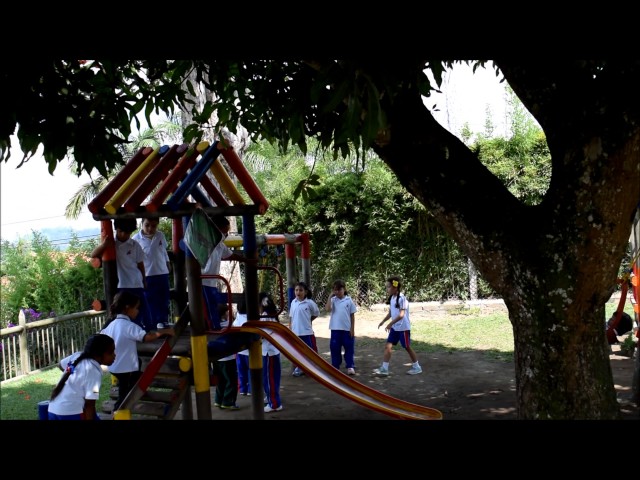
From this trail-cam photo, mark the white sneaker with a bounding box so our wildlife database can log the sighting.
[373,367,389,376]
[407,365,423,375]
[264,405,283,413]
[347,368,356,375]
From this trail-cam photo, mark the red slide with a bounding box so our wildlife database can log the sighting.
[235,321,443,420]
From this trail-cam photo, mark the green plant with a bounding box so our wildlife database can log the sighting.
[0,233,103,328]
[620,334,637,357]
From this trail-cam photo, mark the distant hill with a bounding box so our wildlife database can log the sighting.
[19,227,101,251]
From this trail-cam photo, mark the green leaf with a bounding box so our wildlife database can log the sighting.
[321,80,350,114]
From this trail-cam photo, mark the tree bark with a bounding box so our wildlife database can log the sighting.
[374,63,640,418]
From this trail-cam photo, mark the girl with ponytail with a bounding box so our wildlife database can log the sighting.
[48,334,116,420]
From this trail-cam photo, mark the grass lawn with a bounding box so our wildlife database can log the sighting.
[0,301,634,420]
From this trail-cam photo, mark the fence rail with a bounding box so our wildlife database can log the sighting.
[1,310,108,383]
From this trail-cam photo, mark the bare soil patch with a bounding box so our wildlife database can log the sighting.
[193,308,639,421]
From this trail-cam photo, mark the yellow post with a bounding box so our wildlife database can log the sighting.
[104,147,160,214]
[113,409,131,420]
[210,161,245,205]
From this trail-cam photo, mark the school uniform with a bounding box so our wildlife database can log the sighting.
[262,315,282,410]
[48,352,103,420]
[133,230,171,327]
[202,242,234,330]
[387,294,412,347]
[101,314,147,410]
[234,312,251,395]
[213,350,239,408]
[115,237,151,330]
[327,294,358,370]
[289,297,320,351]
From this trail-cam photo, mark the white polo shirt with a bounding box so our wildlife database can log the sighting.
[47,352,104,416]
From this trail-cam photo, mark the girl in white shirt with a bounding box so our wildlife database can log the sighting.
[100,291,174,411]
[373,275,423,376]
[288,281,320,377]
[48,333,116,420]
[133,218,171,328]
[261,292,283,413]
[325,279,358,375]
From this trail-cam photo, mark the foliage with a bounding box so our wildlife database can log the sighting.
[242,87,552,306]
[65,114,184,220]
[1,60,191,178]
[1,60,465,178]
[470,86,551,205]
[245,139,493,305]
[0,233,102,328]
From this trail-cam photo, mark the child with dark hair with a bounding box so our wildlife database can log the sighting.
[100,291,174,411]
[288,281,320,376]
[373,275,422,376]
[133,218,171,328]
[325,279,358,375]
[260,292,283,413]
[48,334,116,420]
[606,311,634,344]
[91,218,152,330]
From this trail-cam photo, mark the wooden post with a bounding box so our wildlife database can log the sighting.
[183,215,212,420]
[18,309,29,375]
[99,220,118,309]
[172,218,187,321]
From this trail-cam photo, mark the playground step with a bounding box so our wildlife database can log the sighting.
[139,355,186,375]
[101,379,190,420]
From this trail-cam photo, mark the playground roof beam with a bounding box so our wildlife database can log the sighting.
[91,204,262,221]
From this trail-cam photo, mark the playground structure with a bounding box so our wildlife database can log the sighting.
[607,205,640,388]
[89,140,444,420]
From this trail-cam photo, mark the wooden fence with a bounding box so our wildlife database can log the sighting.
[0,310,108,383]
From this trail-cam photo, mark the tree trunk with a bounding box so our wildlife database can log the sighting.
[180,71,250,302]
[375,75,640,418]
[507,295,619,418]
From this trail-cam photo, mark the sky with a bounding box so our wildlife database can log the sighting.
[0,62,510,245]
[0,150,100,244]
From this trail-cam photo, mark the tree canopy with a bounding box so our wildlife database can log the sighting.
[2,59,639,419]
[1,59,458,176]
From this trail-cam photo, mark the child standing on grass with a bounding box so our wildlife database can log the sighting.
[132,218,171,328]
[212,304,239,410]
[288,281,320,377]
[47,333,116,420]
[325,279,358,375]
[100,291,175,411]
[373,275,422,376]
[260,292,283,413]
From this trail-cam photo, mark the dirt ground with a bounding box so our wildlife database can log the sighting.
[189,308,640,421]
